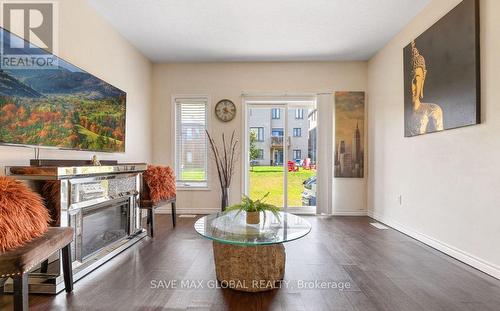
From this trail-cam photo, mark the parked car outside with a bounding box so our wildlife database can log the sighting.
[301,176,316,206]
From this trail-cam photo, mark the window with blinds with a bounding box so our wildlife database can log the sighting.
[175,97,208,188]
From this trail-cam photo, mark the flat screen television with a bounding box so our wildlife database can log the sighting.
[0,27,126,152]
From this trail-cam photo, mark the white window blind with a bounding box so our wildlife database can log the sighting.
[175,98,208,187]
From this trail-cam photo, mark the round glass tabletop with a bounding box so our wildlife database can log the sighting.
[194,211,311,246]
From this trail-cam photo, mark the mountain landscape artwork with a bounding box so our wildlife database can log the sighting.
[0,28,126,152]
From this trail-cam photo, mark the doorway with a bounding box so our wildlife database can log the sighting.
[244,97,317,213]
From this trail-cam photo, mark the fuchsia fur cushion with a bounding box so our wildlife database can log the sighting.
[143,165,176,203]
[0,176,50,253]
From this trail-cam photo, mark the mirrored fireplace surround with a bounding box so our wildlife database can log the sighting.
[4,163,148,294]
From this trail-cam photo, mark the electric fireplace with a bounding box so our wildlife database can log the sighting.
[4,162,147,294]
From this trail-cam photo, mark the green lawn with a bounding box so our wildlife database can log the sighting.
[180,169,206,181]
[249,166,315,207]
[179,166,315,207]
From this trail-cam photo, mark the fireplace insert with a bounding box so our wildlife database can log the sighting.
[73,197,131,261]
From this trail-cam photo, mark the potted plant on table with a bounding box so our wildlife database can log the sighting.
[225,193,281,224]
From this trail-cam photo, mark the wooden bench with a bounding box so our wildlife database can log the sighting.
[140,197,176,237]
[0,227,74,311]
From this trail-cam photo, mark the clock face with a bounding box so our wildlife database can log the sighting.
[215,99,236,122]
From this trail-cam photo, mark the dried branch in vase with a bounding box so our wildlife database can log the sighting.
[206,130,239,211]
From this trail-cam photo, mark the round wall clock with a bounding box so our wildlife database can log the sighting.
[215,99,236,122]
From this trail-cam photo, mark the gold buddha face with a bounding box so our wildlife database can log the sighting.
[412,66,427,103]
[411,41,427,104]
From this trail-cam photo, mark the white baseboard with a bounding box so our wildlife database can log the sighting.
[333,210,367,216]
[367,209,500,280]
[155,206,219,215]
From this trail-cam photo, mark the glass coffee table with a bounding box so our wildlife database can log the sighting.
[194,210,311,292]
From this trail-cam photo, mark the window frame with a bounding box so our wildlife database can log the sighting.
[293,149,302,160]
[271,108,281,119]
[250,127,265,142]
[295,108,304,119]
[272,128,284,137]
[293,127,302,137]
[257,149,264,160]
[172,95,211,190]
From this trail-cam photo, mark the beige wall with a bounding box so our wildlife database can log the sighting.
[0,0,153,168]
[152,62,367,213]
[368,0,500,278]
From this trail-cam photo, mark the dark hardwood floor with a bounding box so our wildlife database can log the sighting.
[1,215,500,311]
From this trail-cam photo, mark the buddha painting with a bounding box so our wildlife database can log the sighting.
[403,0,480,137]
[407,41,444,136]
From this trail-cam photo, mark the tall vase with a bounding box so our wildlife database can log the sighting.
[221,187,229,211]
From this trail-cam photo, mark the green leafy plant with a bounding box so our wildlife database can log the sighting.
[225,192,281,223]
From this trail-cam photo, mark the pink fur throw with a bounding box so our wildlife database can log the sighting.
[0,176,50,253]
[143,165,176,203]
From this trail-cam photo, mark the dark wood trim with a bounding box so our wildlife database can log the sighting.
[148,209,155,237]
[30,159,119,167]
[40,260,49,274]
[139,197,176,209]
[12,274,28,311]
[171,202,177,227]
[61,244,73,293]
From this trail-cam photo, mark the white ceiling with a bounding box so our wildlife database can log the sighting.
[87,0,430,63]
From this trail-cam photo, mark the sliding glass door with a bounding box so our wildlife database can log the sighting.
[286,102,317,213]
[245,98,317,213]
